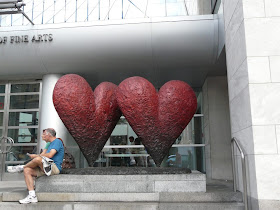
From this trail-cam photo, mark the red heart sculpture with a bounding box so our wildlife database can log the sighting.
[53,74,121,166]
[116,76,197,166]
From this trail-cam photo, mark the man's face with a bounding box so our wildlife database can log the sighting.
[42,131,49,141]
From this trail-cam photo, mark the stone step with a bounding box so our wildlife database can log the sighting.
[2,191,242,202]
[0,201,245,210]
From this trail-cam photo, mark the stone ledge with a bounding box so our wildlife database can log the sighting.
[36,170,206,193]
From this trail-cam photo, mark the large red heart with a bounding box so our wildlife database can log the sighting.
[116,76,197,166]
[53,74,121,166]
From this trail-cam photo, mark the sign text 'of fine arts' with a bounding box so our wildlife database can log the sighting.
[0,34,53,44]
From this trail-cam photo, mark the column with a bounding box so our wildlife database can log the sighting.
[223,0,280,209]
[203,76,232,181]
[39,74,69,150]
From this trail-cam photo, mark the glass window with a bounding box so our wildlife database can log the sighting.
[167,2,186,16]
[110,135,127,145]
[11,83,40,93]
[9,111,39,126]
[6,146,36,161]
[0,112,3,126]
[8,128,38,143]
[164,146,205,172]
[10,95,39,109]
[0,85,5,93]
[0,96,4,110]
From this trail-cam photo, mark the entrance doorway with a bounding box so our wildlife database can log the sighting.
[0,81,41,181]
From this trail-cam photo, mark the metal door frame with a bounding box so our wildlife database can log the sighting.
[0,81,42,180]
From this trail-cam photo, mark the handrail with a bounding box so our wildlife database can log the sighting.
[0,136,14,181]
[0,136,14,154]
[231,137,248,210]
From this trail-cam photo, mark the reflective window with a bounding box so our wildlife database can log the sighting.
[0,85,5,93]
[11,84,40,93]
[8,128,38,143]
[0,81,41,178]
[10,95,39,109]
[164,146,204,171]
[0,112,3,126]
[0,96,4,110]
[9,112,39,126]
[6,146,36,161]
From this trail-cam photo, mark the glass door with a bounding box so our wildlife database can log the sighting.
[0,83,7,181]
[0,81,42,181]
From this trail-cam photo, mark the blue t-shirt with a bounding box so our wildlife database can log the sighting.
[47,139,64,171]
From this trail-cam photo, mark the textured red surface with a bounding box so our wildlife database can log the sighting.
[53,74,121,166]
[116,76,197,166]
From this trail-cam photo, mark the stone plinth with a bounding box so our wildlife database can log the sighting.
[36,169,205,193]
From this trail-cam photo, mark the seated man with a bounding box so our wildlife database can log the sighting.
[7,128,64,204]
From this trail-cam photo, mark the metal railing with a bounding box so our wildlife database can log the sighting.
[231,137,248,210]
[0,0,202,26]
[0,136,14,181]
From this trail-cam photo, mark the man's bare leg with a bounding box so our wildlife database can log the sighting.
[23,157,43,191]
[18,157,42,204]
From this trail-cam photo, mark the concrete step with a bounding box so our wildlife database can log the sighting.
[1,191,243,202]
[0,201,245,210]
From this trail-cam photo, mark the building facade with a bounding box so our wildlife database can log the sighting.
[0,0,279,209]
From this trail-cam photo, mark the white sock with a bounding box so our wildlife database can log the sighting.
[29,190,36,197]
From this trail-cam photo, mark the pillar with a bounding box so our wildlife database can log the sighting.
[39,74,69,149]
[223,0,280,209]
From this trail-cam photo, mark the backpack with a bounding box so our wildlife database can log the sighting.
[57,138,76,169]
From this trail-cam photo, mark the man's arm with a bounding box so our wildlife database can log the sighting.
[40,149,48,155]
[40,142,51,155]
[40,149,57,158]
[26,142,51,158]
[27,149,56,160]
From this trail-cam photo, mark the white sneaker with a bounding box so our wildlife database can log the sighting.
[19,195,38,204]
[7,165,24,173]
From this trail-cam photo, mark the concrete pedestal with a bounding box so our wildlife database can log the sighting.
[36,170,206,193]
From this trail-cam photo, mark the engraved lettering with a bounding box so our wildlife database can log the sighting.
[38,35,43,42]
[10,36,15,43]
[31,35,36,42]
[43,34,48,41]
[48,34,53,42]
[24,35,29,42]
[15,36,22,43]
[0,34,53,45]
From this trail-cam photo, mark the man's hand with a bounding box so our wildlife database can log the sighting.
[27,153,38,159]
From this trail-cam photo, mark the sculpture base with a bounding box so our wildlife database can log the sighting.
[61,167,191,175]
[36,168,205,193]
